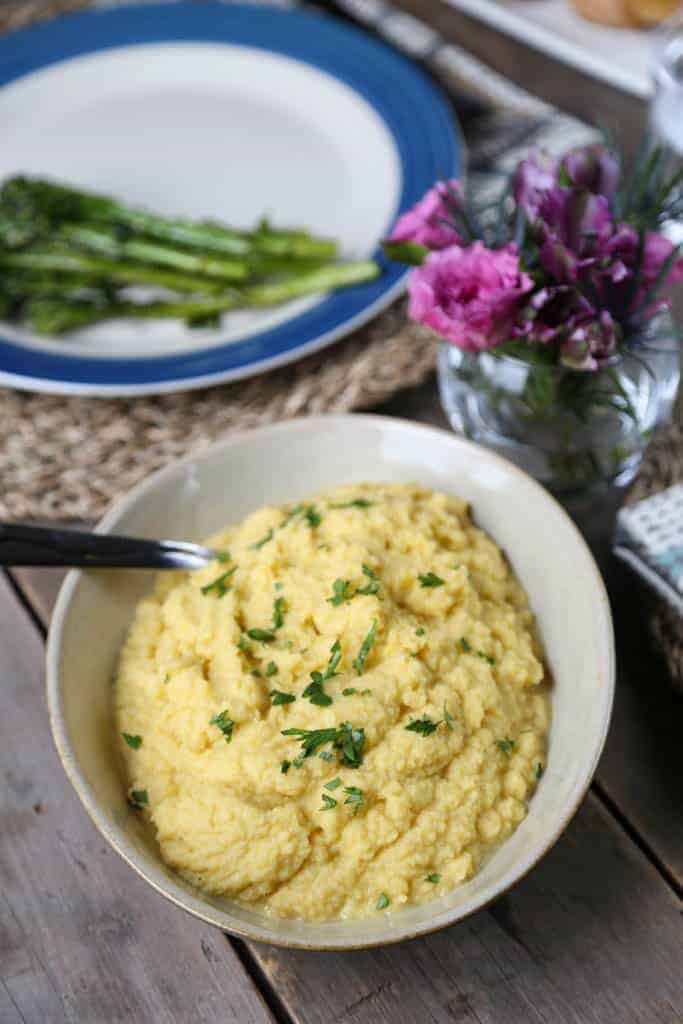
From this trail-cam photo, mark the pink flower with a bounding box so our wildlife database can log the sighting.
[389,180,463,250]
[512,150,557,220]
[560,310,620,371]
[605,226,683,312]
[408,242,533,351]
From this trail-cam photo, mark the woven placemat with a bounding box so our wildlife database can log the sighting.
[0,0,681,687]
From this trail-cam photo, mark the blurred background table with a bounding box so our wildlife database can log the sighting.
[1,1,682,1022]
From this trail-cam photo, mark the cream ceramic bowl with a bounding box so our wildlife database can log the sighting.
[46,414,615,949]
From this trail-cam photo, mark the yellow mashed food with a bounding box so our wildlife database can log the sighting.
[115,483,549,920]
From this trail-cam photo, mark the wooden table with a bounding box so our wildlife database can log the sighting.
[2,383,682,1024]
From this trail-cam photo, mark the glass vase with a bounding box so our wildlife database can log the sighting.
[437,326,680,499]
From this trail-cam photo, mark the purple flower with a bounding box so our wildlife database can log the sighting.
[407,242,533,351]
[536,188,613,283]
[604,225,683,312]
[560,311,620,371]
[561,144,620,200]
[389,179,463,250]
[512,150,557,220]
[515,286,595,344]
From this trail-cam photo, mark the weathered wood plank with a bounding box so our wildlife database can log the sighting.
[0,572,273,1024]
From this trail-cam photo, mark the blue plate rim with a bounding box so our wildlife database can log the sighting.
[0,2,461,395]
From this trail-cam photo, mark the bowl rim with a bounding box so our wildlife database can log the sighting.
[46,412,615,950]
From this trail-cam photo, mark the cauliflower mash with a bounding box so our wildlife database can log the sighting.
[115,483,549,920]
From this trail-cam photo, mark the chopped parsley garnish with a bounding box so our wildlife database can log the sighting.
[201,565,237,597]
[535,762,544,779]
[252,670,262,678]
[329,498,374,509]
[327,579,352,606]
[459,637,472,653]
[324,777,342,791]
[361,688,372,696]
[247,627,276,643]
[280,503,303,528]
[128,789,148,810]
[443,704,455,731]
[419,572,445,588]
[343,785,363,814]
[320,794,337,811]
[265,661,278,677]
[425,873,441,884]
[270,689,296,705]
[303,639,341,706]
[496,738,516,757]
[282,721,365,768]
[356,564,380,597]
[272,596,287,630]
[353,618,377,675]
[477,650,496,665]
[318,750,334,762]
[304,505,321,528]
[122,732,142,749]
[406,715,441,737]
[376,893,390,910]
[281,759,291,774]
[415,627,426,637]
[237,634,250,653]
[274,581,284,591]
[342,687,357,696]
[210,710,235,744]
[292,755,305,768]
[249,528,274,550]
[215,550,231,562]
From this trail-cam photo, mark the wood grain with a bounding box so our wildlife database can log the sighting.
[10,562,683,1023]
[0,571,273,1024]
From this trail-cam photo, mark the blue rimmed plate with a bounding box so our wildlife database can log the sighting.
[0,3,460,395]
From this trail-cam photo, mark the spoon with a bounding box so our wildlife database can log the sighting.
[0,523,218,570]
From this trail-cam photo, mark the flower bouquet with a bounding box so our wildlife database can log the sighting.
[384,142,683,494]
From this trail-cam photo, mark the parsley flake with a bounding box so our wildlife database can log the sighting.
[459,637,472,653]
[406,715,441,737]
[247,627,276,643]
[320,793,337,811]
[303,640,341,706]
[327,579,352,606]
[304,505,321,528]
[376,893,390,910]
[270,689,296,706]
[361,688,372,696]
[343,785,363,814]
[249,528,274,551]
[415,627,426,637]
[122,732,142,750]
[318,750,334,762]
[342,687,357,696]
[477,650,496,665]
[419,572,445,588]
[201,565,237,597]
[356,564,380,596]
[214,550,231,563]
[272,596,287,630]
[535,762,544,779]
[324,777,342,791]
[329,498,374,509]
[265,661,278,677]
[281,759,291,774]
[274,581,284,591]
[280,503,303,528]
[353,618,377,675]
[496,738,516,757]
[282,721,365,768]
[426,873,441,884]
[292,755,305,768]
[210,710,235,744]
[128,789,148,810]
